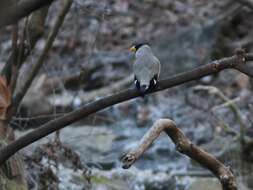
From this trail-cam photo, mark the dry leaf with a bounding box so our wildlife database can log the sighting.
[0,76,11,120]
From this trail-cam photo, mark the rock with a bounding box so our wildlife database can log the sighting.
[189,177,221,190]
[63,126,115,151]
[97,160,116,170]
[92,168,175,190]
[153,23,221,78]
[18,125,116,166]
[189,177,251,190]
[21,74,53,117]
[192,124,213,145]
[55,126,116,165]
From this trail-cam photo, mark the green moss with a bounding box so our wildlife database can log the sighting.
[91,175,112,185]
[0,176,27,190]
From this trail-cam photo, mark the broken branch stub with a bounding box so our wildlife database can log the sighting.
[122,119,237,190]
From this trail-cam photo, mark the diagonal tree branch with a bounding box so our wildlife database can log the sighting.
[121,119,237,190]
[0,52,252,165]
[0,0,54,28]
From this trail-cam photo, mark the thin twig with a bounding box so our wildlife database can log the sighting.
[2,6,50,95]
[193,85,246,144]
[9,23,19,92]
[17,18,28,70]
[0,52,252,165]
[122,119,237,190]
[13,113,65,121]
[212,97,240,111]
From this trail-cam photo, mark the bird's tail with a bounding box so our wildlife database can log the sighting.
[139,85,149,97]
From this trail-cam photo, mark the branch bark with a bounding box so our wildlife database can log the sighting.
[0,0,54,28]
[0,52,252,165]
[122,119,237,190]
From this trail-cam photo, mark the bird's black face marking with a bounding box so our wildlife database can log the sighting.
[133,42,150,51]
[134,43,145,51]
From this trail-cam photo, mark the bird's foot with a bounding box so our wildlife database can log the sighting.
[149,78,158,90]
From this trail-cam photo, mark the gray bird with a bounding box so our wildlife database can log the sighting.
[130,43,160,95]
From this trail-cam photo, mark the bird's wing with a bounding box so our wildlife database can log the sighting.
[152,55,161,78]
[144,54,160,79]
[133,54,158,86]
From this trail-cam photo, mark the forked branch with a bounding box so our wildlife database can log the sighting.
[122,119,237,190]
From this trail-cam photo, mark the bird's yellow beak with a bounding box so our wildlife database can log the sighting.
[130,46,136,52]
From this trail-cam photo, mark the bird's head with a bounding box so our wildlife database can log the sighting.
[130,43,148,53]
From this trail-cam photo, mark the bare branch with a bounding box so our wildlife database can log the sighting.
[0,0,54,28]
[122,119,237,190]
[1,5,50,94]
[13,0,73,111]
[26,5,50,48]
[0,52,252,165]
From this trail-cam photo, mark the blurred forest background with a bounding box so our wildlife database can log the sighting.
[0,0,253,190]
